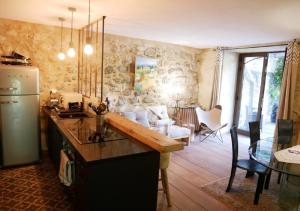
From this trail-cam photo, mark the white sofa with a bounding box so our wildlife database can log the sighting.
[117,105,191,143]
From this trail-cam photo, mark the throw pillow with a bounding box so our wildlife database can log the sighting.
[122,111,137,121]
[135,110,150,128]
[146,108,160,125]
[148,105,169,119]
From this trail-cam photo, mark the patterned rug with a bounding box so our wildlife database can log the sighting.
[201,172,284,211]
[0,154,73,211]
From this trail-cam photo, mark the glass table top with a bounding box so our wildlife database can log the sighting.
[249,137,300,177]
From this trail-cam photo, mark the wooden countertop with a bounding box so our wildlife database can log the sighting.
[43,108,183,163]
[105,112,184,153]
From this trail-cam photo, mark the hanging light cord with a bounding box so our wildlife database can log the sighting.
[88,0,91,38]
[60,20,63,50]
[71,10,73,43]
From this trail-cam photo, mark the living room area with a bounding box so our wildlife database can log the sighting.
[1,0,300,210]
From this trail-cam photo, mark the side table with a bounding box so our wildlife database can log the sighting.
[172,106,201,133]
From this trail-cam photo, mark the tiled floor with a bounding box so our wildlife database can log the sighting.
[0,133,249,211]
[0,154,73,211]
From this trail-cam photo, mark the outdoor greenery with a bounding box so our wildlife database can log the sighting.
[269,58,284,103]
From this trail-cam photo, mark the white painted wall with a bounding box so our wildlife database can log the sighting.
[197,49,217,109]
[219,51,239,132]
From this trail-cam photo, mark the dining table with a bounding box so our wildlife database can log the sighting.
[249,137,300,210]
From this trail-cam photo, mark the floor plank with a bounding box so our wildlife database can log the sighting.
[157,133,250,211]
[168,170,231,211]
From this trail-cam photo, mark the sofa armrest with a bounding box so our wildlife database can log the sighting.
[171,115,185,126]
[155,118,175,126]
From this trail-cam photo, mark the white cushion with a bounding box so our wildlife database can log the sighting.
[168,125,190,138]
[135,110,150,128]
[133,106,146,112]
[118,105,134,112]
[122,112,136,121]
[122,110,150,128]
[147,105,169,119]
[147,109,160,124]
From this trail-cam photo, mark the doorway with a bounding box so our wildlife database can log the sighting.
[234,51,286,138]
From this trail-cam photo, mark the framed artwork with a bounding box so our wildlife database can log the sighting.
[134,56,158,94]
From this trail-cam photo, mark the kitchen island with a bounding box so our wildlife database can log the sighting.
[43,107,183,211]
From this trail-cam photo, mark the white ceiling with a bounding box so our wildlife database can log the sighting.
[0,0,299,48]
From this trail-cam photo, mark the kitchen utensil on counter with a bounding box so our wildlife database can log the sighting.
[47,90,60,108]
[60,92,83,109]
[87,100,110,143]
[68,102,83,112]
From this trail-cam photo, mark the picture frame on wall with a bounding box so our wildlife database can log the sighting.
[134,56,158,94]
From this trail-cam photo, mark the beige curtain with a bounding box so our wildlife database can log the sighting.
[277,40,300,145]
[277,41,300,119]
[210,47,224,109]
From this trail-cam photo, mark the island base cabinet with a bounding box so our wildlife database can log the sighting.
[75,151,160,211]
[46,117,63,171]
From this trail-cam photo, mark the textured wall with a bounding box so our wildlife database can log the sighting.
[0,18,79,105]
[197,49,217,109]
[0,18,217,109]
[0,18,218,149]
[219,51,239,131]
[101,33,205,108]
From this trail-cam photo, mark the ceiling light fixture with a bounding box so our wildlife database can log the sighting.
[57,17,66,61]
[67,7,76,58]
[84,0,93,55]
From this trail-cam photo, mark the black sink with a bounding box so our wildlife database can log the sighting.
[58,112,90,119]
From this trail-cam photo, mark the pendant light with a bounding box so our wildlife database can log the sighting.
[57,17,66,61]
[84,0,93,55]
[67,7,76,58]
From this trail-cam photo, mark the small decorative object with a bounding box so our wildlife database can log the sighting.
[105,97,110,112]
[67,7,76,58]
[57,17,66,61]
[288,149,300,155]
[1,51,31,65]
[274,145,300,164]
[172,86,183,116]
[89,101,107,115]
[88,98,110,143]
[47,89,60,108]
[134,56,157,94]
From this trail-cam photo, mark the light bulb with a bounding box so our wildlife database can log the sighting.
[67,47,76,58]
[57,52,65,60]
[84,43,93,55]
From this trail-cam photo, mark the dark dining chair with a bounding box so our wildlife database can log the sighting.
[277,119,293,147]
[246,121,261,178]
[277,119,293,183]
[226,126,268,204]
[248,121,272,188]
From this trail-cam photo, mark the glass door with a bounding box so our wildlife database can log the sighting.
[234,52,285,136]
[260,52,285,138]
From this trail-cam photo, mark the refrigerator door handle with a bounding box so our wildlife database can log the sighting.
[0,87,17,91]
[0,101,18,104]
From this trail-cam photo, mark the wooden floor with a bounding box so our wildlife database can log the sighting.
[157,133,250,211]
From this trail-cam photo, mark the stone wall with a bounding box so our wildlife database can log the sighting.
[101,33,206,108]
[0,18,217,109]
[0,18,79,105]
